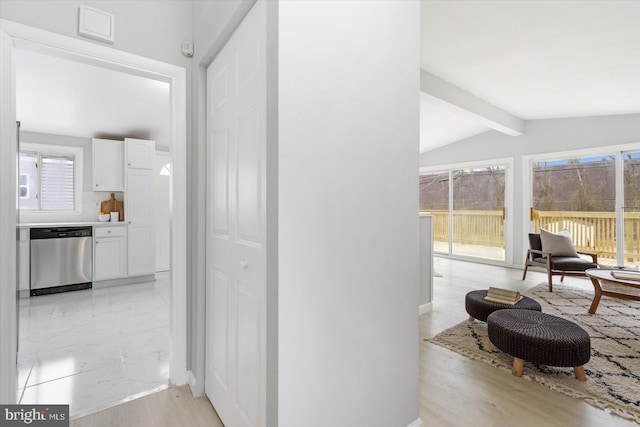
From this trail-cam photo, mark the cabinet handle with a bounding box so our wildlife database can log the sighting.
[240,260,249,269]
[128,162,131,166]
[95,241,99,244]
[96,184,99,187]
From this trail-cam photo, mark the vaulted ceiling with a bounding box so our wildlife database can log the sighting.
[420,0,640,152]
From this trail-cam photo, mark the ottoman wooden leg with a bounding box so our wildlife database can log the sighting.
[574,366,587,381]
[512,358,524,377]
[468,315,475,322]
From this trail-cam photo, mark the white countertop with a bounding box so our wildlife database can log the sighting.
[18,221,127,228]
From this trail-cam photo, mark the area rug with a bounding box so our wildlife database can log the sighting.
[426,283,640,423]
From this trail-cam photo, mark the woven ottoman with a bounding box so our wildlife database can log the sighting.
[465,290,541,322]
[487,310,591,381]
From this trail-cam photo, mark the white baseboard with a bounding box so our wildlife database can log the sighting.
[187,370,205,397]
[419,302,433,315]
[407,417,424,427]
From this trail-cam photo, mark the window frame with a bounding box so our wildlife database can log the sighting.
[18,142,83,219]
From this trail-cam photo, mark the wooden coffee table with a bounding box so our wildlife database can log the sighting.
[585,268,640,314]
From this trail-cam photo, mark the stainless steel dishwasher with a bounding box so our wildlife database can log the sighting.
[30,226,93,296]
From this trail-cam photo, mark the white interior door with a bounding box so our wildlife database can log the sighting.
[205,2,266,427]
[154,152,171,272]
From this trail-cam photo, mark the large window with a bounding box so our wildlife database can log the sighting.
[528,149,640,268]
[18,143,82,212]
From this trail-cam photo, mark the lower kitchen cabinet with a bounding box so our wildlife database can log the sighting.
[93,226,126,281]
[127,222,155,277]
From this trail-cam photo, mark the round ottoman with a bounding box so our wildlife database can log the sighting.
[465,290,541,322]
[487,310,591,381]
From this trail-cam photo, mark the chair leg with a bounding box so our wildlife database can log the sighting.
[548,269,553,292]
[522,264,529,280]
[560,274,565,283]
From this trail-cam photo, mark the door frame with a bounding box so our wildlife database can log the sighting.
[0,20,188,402]
[522,141,640,266]
[420,156,514,266]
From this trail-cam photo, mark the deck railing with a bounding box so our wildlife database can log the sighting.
[421,210,640,263]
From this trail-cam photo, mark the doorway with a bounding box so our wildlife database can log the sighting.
[0,20,187,409]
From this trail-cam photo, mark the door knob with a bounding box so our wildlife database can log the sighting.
[240,260,249,269]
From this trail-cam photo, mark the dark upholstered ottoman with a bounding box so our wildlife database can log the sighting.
[465,290,541,322]
[487,310,591,381]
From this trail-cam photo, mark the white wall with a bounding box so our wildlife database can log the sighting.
[278,2,420,426]
[420,113,640,265]
[0,0,192,68]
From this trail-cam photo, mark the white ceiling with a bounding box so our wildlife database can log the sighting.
[420,94,489,152]
[420,0,640,152]
[16,48,171,147]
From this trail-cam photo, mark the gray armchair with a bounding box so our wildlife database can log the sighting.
[522,232,598,292]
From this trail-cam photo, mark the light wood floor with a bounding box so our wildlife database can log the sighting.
[420,257,637,427]
[70,386,223,427]
[73,258,638,426]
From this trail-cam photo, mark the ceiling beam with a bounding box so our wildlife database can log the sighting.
[420,70,524,136]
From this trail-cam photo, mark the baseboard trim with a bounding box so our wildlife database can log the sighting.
[419,302,433,315]
[93,274,155,289]
[407,417,424,427]
[187,370,205,397]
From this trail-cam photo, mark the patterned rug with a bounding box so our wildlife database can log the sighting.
[426,283,640,423]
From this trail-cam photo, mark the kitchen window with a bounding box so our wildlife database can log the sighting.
[19,143,83,213]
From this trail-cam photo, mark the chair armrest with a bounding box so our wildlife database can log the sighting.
[528,248,551,258]
[577,251,598,263]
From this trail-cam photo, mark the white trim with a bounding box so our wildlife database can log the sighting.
[0,19,188,400]
[419,156,513,174]
[407,417,424,427]
[187,370,204,397]
[0,24,17,404]
[419,302,433,315]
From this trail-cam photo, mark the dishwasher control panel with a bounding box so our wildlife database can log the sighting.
[30,227,93,239]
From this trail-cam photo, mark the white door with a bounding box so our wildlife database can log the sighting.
[205,2,266,426]
[154,153,171,272]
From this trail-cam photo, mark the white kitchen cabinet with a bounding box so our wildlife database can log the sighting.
[93,226,126,281]
[125,138,155,277]
[93,139,124,191]
[125,138,155,170]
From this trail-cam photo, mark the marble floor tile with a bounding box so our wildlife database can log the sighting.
[17,272,170,419]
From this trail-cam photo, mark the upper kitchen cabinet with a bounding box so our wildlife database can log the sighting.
[93,139,124,191]
[125,138,155,169]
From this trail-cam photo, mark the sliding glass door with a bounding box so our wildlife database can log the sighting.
[530,155,616,264]
[528,150,640,268]
[419,170,449,254]
[451,166,505,260]
[420,162,508,262]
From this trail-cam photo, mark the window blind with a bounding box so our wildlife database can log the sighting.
[40,154,75,210]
